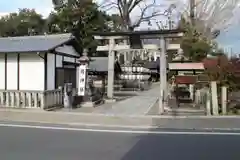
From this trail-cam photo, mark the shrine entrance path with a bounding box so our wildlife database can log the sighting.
[92,83,160,116]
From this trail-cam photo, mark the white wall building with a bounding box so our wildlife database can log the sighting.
[0,33,80,91]
[0,34,80,109]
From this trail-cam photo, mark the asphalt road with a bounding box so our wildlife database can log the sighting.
[0,123,240,160]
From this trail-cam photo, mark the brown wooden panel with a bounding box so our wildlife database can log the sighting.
[64,69,77,88]
[56,68,76,88]
[56,68,64,88]
[175,75,197,84]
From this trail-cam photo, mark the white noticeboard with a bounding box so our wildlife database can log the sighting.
[78,65,87,96]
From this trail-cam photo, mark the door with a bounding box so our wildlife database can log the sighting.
[56,68,77,88]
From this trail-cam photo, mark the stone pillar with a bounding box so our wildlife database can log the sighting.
[131,50,134,62]
[141,50,144,60]
[124,52,127,64]
[189,84,194,100]
[148,52,152,61]
[154,52,157,61]
[206,90,211,115]
[221,86,227,115]
[76,65,79,90]
[117,53,120,61]
[123,39,128,64]
[195,89,200,105]
[211,81,219,115]
[160,37,167,101]
[123,40,127,63]
[159,37,167,114]
[77,49,96,107]
[107,38,115,99]
[77,49,89,96]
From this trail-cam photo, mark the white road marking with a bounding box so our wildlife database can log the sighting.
[1,120,155,129]
[0,123,240,136]
[144,98,158,115]
[68,123,157,129]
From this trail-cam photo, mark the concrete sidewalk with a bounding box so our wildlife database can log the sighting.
[0,109,240,130]
[0,109,153,127]
[92,84,159,116]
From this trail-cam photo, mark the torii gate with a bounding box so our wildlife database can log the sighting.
[93,30,183,114]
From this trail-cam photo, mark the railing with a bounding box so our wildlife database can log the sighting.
[0,89,63,109]
[195,88,209,106]
[44,90,63,109]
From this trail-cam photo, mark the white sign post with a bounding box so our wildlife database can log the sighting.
[78,64,87,96]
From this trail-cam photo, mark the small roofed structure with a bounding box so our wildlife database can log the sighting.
[88,57,122,94]
[169,62,205,102]
[169,62,204,71]
[0,33,80,109]
[169,62,204,83]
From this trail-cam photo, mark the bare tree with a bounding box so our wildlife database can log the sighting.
[101,0,166,31]
[52,0,171,31]
[170,0,240,39]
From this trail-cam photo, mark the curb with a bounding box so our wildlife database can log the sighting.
[2,119,240,132]
[0,108,240,119]
[1,110,240,131]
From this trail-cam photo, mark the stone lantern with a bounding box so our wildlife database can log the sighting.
[77,49,94,107]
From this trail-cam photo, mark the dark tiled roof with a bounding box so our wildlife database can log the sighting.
[89,57,108,72]
[144,61,159,69]
[55,45,80,57]
[0,33,74,53]
[89,57,122,73]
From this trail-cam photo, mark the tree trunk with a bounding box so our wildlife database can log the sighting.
[121,14,142,49]
[127,27,142,49]
[129,34,142,49]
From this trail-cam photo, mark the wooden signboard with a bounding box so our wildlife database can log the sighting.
[175,75,197,84]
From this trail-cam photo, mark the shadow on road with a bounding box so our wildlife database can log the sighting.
[120,127,240,160]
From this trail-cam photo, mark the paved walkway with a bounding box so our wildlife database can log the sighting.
[92,84,159,116]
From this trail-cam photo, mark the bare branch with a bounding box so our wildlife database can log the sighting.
[128,0,142,13]
[156,21,165,29]
[100,1,119,11]
[116,0,125,25]
[170,0,240,38]
[131,0,165,28]
[132,11,165,28]
[100,0,170,30]
[116,0,124,9]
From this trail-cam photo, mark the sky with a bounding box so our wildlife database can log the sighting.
[0,0,240,54]
[0,0,53,18]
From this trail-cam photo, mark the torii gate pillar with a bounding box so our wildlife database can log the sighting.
[107,38,115,99]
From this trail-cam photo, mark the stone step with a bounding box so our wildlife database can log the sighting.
[164,107,206,116]
[164,111,206,116]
